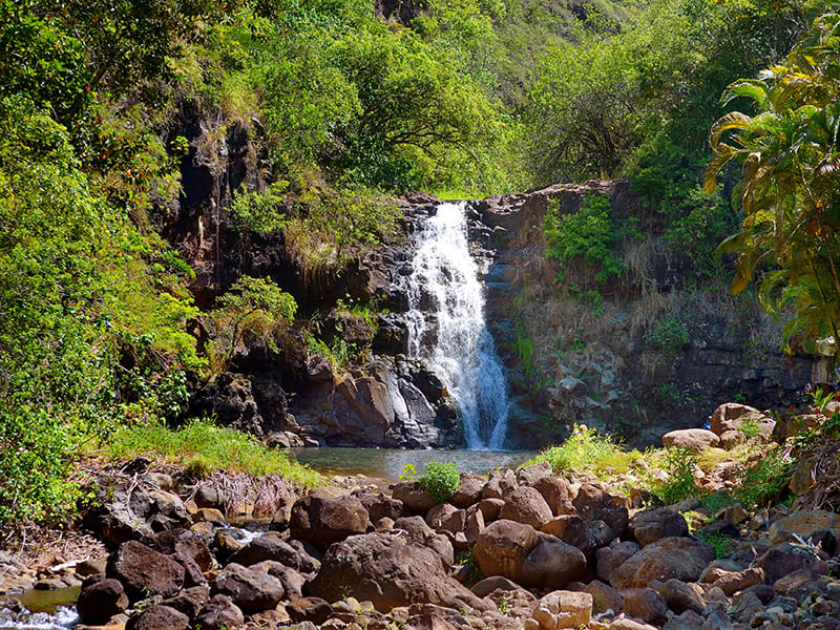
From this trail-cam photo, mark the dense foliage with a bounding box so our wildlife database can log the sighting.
[1,0,836,527]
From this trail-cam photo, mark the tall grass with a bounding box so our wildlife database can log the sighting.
[103,418,321,488]
[528,424,641,478]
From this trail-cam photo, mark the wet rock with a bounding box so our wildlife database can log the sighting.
[309,532,488,612]
[662,429,720,452]
[195,594,245,630]
[629,508,689,546]
[573,484,628,538]
[290,495,370,551]
[106,540,185,601]
[211,563,284,613]
[126,605,190,630]
[77,578,129,623]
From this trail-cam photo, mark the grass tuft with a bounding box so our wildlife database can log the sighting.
[102,418,321,488]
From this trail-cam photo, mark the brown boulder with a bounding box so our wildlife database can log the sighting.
[148,529,213,571]
[629,508,688,546]
[474,520,586,589]
[290,495,370,551]
[622,588,669,626]
[532,477,574,514]
[542,515,593,553]
[308,532,488,612]
[161,586,211,620]
[613,537,716,589]
[660,579,705,614]
[126,605,190,630]
[757,543,826,584]
[529,590,593,629]
[517,462,553,486]
[662,429,720,452]
[585,580,624,615]
[77,578,129,623]
[228,531,299,568]
[768,510,840,546]
[211,563,284,613]
[393,481,436,512]
[596,542,641,585]
[425,503,466,534]
[477,498,505,522]
[499,486,553,528]
[107,540,185,601]
[573,484,628,538]
[251,561,307,599]
[195,594,245,630]
[287,596,333,625]
[450,474,485,508]
[482,470,518,500]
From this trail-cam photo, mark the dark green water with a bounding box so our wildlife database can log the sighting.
[291,448,536,479]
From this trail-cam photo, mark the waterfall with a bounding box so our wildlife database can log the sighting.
[404,202,510,449]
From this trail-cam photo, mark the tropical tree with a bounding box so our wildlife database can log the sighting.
[705,8,840,359]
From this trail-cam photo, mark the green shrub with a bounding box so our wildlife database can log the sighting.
[419,461,460,504]
[698,532,733,559]
[651,448,697,505]
[544,194,623,286]
[732,450,792,510]
[645,317,689,360]
[529,424,639,479]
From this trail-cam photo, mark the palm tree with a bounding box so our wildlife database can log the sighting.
[705,9,840,361]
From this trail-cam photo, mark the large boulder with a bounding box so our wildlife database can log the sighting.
[290,495,370,551]
[77,578,129,623]
[106,540,185,601]
[623,588,669,626]
[450,474,485,508]
[661,429,720,452]
[499,486,553,529]
[629,508,689,546]
[195,594,245,630]
[474,520,586,589]
[596,542,641,585]
[532,477,573,515]
[392,481,436,512]
[528,590,592,630]
[710,403,773,446]
[148,529,213,572]
[126,605,190,630]
[309,532,488,612]
[517,462,553,487]
[228,531,300,568]
[211,563,284,613]
[573,484,628,538]
[425,503,466,534]
[613,537,716,589]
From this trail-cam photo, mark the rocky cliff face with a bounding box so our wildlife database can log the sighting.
[158,107,820,450]
[462,180,821,448]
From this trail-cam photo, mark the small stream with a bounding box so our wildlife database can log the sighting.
[292,447,535,480]
[0,587,79,630]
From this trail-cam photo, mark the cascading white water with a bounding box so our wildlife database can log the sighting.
[404,202,509,449]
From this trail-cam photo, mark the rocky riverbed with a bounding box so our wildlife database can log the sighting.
[2,403,840,630]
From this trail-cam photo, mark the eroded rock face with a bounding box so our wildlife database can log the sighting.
[309,532,487,612]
